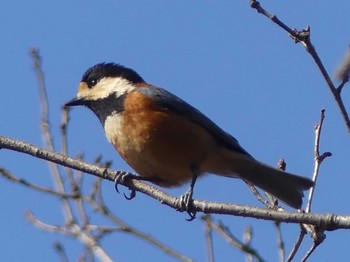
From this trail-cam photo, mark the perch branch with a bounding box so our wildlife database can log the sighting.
[1,135,350,229]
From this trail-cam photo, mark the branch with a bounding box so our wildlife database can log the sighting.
[250,0,350,134]
[300,241,320,262]
[306,109,332,213]
[30,48,75,224]
[285,226,306,262]
[206,218,265,262]
[286,110,330,260]
[2,161,192,262]
[201,215,215,262]
[274,222,285,262]
[26,212,113,262]
[1,135,350,229]
[86,179,193,262]
[0,167,77,198]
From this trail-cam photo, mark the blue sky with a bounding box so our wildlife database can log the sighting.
[1,1,350,261]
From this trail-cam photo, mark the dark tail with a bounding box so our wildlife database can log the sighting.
[239,161,314,209]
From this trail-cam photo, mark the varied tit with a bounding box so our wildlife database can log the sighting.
[65,63,314,210]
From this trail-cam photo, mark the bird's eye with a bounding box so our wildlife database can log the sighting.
[87,77,99,88]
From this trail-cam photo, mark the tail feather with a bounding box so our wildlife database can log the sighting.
[239,161,314,209]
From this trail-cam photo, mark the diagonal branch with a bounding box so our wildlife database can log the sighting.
[1,135,350,229]
[207,218,265,262]
[250,0,350,133]
[0,167,77,198]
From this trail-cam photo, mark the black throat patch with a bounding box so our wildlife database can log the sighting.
[85,92,126,125]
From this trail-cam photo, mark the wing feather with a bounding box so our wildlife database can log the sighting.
[136,86,251,157]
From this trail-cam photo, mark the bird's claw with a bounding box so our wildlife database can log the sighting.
[114,172,127,193]
[186,211,197,221]
[178,188,197,221]
[114,172,137,200]
[124,188,136,200]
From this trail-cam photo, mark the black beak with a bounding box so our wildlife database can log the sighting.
[64,97,86,107]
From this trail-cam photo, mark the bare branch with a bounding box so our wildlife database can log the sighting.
[211,219,265,262]
[201,215,215,262]
[1,135,350,229]
[30,48,75,224]
[86,180,193,262]
[286,110,329,260]
[245,181,275,209]
[26,212,113,262]
[243,226,253,262]
[300,241,321,262]
[60,106,79,192]
[274,222,285,262]
[0,167,77,198]
[306,109,332,213]
[250,0,350,133]
[285,226,306,262]
[1,165,192,261]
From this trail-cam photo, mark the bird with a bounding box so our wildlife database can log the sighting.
[65,62,314,211]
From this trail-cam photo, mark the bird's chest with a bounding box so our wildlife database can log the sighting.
[103,109,216,186]
[104,112,151,158]
[103,110,171,175]
[102,91,218,186]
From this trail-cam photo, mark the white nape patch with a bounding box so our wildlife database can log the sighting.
[78,77,135,101]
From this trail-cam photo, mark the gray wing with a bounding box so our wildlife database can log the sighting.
[137,86,252,157]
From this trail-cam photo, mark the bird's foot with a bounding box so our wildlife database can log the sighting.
[114,172,137,200]
[178,187,197,221]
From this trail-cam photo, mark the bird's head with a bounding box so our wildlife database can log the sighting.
[65,63,145,124]
[65,62,145,108]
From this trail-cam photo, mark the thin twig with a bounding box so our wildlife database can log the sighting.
[213,220,265,262]
[1,164,192,261]
[60,106,78,192]
[250,0,350,133]
[30,48,75,224]
[300,241,320,262]
[201,215,215,262]
[337,77,349,94]
[306,110,332,213]
[274,222,285,262]
[0,167,77,198]
[86,181,194,262]
[243,226,253,262]
[245,181,275,209]
[26,212,114,262]
[286,110,330,260]
[285,226,306,262]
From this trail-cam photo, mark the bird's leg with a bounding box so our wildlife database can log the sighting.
[179,166,199,221]
[114,171,163,200]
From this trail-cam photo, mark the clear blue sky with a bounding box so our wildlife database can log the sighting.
[1,1,350,261]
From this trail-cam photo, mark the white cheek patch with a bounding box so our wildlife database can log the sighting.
[78,77,135,100]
